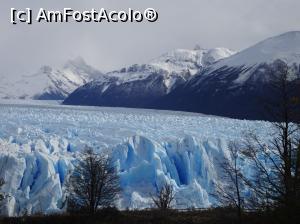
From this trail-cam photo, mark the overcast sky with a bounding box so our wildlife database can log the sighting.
[1,0,300,77]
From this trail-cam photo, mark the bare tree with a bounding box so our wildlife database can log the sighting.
[0,178,6,215]
[242,62,300,211]
[67,147,121,214]
[213,141,245,223]
[152,183,175,210]
[0,178,5,202]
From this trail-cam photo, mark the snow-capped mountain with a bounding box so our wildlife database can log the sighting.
[150,47,235,75]
[159,31,300,120]
[0,57,102,100]
[64,32,300,120]
[217,31,300,68]
[63,47,235,107]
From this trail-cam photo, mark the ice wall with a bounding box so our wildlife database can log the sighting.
[0,134,229,216]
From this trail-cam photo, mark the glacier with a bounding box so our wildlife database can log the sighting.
[0,102,272,216]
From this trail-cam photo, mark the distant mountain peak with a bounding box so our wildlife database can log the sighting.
[0,59,102,100]
[150,47,235,75]
[217,31,300,68]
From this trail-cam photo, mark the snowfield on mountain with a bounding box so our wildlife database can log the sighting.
[0,102,271,216]
[217,31,300,68]
[63,47,235,107]
[158,31,300,120]
[64,32,300,121]
[0,58,102,100]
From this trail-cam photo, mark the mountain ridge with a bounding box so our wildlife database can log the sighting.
[158,31,300,120]
[64,31,300,120]
[0,57,102,100]
[63,47,235,107]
